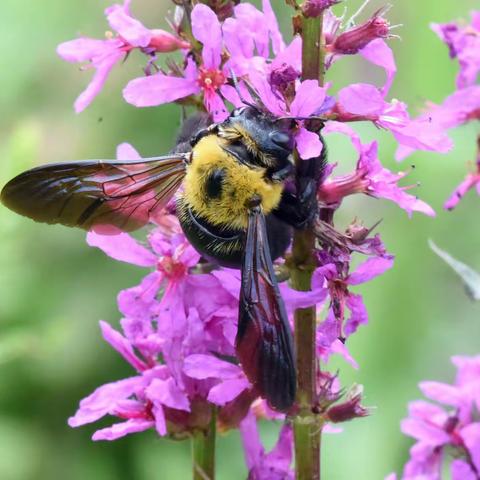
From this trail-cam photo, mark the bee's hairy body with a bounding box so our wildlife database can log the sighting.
[177,108,297,268]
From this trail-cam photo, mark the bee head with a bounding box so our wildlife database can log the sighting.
[227,106,295,168]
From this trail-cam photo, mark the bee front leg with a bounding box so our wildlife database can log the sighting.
[273,142,327,230]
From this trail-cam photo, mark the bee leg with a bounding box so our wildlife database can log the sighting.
[172,112,213,153]
[273,141,327,230]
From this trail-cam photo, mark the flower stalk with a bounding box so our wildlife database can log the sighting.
[290,10,325,480]
[192,408,216,480]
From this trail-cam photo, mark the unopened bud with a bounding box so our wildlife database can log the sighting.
[149,29,190,52]
[326,384,371,423]
[302,0,341,18]
[331,8,390,55]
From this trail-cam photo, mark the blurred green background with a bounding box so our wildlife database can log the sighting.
[1,1,479,479]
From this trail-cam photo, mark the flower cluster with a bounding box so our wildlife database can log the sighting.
[397,11,480,210]
[57,0,467,477]
[388,355,480,480]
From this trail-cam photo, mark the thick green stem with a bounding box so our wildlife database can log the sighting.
[291,11,325,480]
[191,409,216,480]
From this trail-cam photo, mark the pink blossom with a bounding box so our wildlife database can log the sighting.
[393,355,480,479]
[432,12,480,88]
[319,122,436,217]
[240,412,294,479]
[57,1,189,112]
[334,83,452,158]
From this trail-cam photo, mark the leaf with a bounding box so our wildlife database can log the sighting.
[429,239,480,301]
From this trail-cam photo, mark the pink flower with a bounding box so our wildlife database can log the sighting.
[57,0,189,112]
[319,122,436,217]
[240,412,294,479]
[333,83,452,158]
[248,71,328,159]
[431,12,480,88]
[124,5,230,121]
[393,355,480,479]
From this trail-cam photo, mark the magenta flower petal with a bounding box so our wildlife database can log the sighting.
[184,354,242,379]
[152,404,167,436]
[204,90,229,122]
[123,73,200,107]
[419,381,463,407]
[146,377,190,411]
[207,378,250,405]
[347,256,394,285]
[57,38,120,63]
[191,4,222,69]
[359,39,396,94]
[337,83,384,116]
[92,418,154,441]
[68,376,144,426]
[75,50,124,113]
[295,128,324,160]
[87,231,157,267]
[100,321,148,371]
[105,3,151,48]
[262,0,285,54]
[451,459,477,480]
[116,142,141,160]
[344,293,368,336]
[401,418,450,446]
[444,173,480,210]
[118,271,162,319]
[290,80,327,117]
[461,423,480,472]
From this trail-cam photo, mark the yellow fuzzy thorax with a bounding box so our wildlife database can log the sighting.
[182,135,283,229]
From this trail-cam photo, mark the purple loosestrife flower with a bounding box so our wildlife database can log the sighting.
[431,12,480,89]
[240,412,294,480]
[312,252,394,343]
[391,355,480,480]
[57,0,189,112]
[124,4,230,120]
[332,84,452,157]
[302,0,341,18]
[319,122,436,217]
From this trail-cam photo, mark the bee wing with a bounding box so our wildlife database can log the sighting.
[236,204,296,411]
[1,155,187,232]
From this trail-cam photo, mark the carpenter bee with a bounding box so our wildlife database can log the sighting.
[1,105,325,411]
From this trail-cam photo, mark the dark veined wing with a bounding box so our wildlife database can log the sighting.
[0,154,188,232]
[235,199,296,411]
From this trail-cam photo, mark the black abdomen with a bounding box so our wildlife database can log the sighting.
[177,197,292,268]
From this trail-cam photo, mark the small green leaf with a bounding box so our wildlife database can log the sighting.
[429,239,480,301]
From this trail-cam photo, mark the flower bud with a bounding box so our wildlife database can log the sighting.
[325,384,371,423]
[200,0,241,21]
[149,29,190,52]
[302,0,341,18]
[331,8,390,55]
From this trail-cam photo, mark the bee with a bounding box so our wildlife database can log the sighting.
[1,105,324,411]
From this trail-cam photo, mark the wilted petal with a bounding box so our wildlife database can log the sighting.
[92,418,154,441]
[87,231,157,267]
[295,128,323,159]
[344,293,368,337]
[123,73,199,107]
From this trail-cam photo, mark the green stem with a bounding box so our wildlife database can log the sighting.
[191,409,216,480]
[291,11,325,480]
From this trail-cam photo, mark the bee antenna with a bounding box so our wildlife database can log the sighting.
[228,69,258,110]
